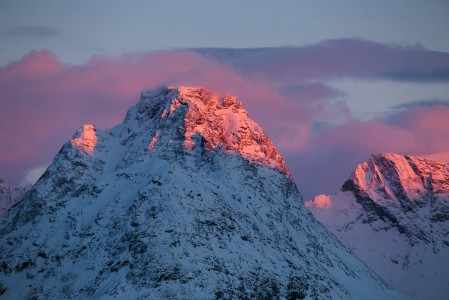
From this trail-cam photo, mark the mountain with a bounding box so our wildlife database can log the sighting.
[306,153,449,300]
[0,86,406,299]
[422,151,449,163]
[0,179,28,215]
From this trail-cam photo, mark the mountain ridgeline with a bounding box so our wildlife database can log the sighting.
[0,87,406,299]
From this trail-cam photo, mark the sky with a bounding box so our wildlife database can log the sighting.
[1,0,449,198]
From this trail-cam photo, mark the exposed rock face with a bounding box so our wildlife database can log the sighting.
[0,87,406,299]
[307,153,449,300]
[133,86,289,175]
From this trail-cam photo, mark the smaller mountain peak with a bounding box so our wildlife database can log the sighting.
[343,152,449,208]
[70,124,97,155]
[308,152,449,299]
[348,153,417,194]
[305,194,331,208]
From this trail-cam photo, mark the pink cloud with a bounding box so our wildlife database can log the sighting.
[389,105,449,154]
[0,50,62,83]
[1,41,448,200]
[0,50,314,185]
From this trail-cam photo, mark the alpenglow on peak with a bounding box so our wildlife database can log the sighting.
[118,86,290,175]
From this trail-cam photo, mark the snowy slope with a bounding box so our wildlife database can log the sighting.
[0,87,407,299]
[306,153,449,300]
[0,179,28,215]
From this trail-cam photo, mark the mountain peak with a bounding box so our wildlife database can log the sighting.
[70,124,97,155]
[345,152,449,205]
[0,89,407,299]
[307,152,449,299]
[125,86,289,175]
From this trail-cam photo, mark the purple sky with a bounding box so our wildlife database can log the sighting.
[1,1,449,198]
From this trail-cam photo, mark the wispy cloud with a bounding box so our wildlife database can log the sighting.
[7,26,60,38]
[392,98,449,110]
[197,39,449,83]
[19,164,49,186]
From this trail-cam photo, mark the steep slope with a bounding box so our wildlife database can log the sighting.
[0,87,406,299]
[0,179,28,215]
[306,153,449,299]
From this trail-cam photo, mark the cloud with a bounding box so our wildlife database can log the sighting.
[1,39,448,198]
[20,164,49,186]
[392,98,449,110]
[197,39,449,82]
[387,105,449,152]
[280,82,344,105]
[7,26,60,38]
[288,105,449,199]
[0,49,317,185]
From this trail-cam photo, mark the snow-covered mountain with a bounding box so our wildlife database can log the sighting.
[0,179,28,215]
[0,86,406,299]
[306,153,449,300]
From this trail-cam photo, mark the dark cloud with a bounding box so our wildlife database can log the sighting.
[195,39,449,82]
[280,82,344,104]
[8,26,59,38]
[392,98,449,110]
